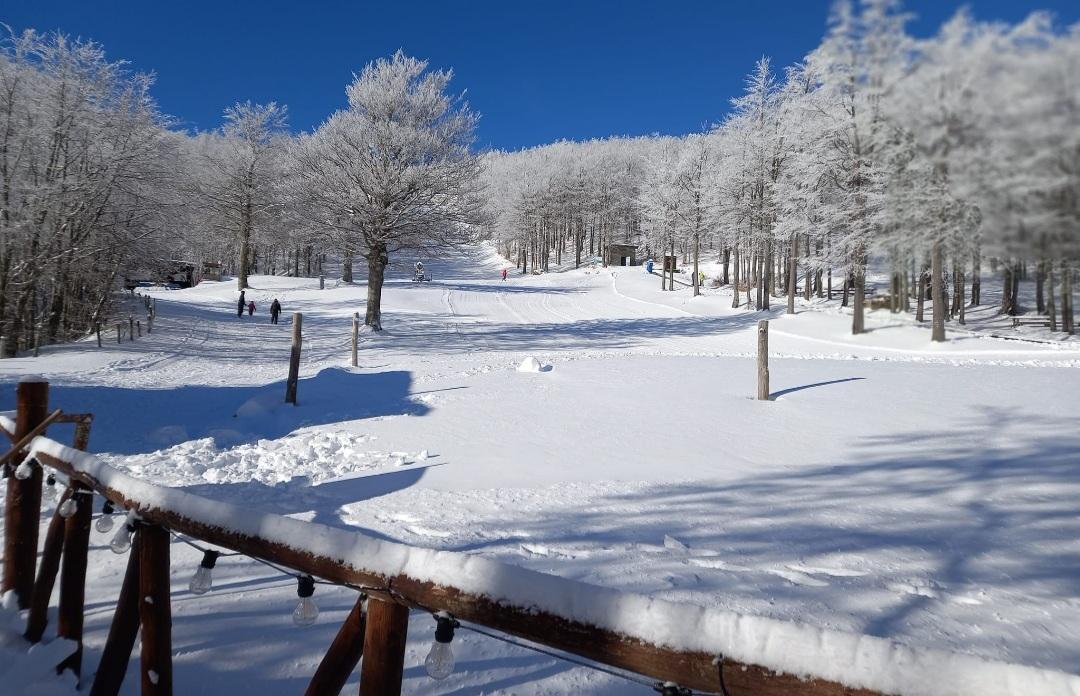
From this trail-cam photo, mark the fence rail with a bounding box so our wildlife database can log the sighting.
[5,383,1057,696]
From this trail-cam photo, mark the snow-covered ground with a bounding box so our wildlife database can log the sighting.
[1,246,1079,694]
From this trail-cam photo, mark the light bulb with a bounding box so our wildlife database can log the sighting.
[425,613,458,680]
[14,460,34,480]
[292,596,319,626]
[188,550,219,595]
[58,498,77,519]
[110,523,133,554]
[292,575,318,626]
[95,512,114,533]
[95,500,116,533]
[424,641,455,680]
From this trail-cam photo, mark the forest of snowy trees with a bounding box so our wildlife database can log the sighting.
[484,1,1080,340]
[1,0,1077,356]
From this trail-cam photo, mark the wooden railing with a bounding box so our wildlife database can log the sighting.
[3,378,1010,696]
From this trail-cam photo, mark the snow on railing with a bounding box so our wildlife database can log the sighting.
[15,431,1080,696]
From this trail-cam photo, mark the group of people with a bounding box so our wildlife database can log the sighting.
[237,290,282,324]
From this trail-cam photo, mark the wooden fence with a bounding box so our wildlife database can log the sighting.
[0,380,883,696]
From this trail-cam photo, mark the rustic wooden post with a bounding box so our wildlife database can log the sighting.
[319,275,325,290]
[116,323,122,344]
[285,312,303,405]
[136,321,142,337]
[90,531,142,696]
[2,378,49,608]
[351,313,359,368]
[57,479,94,681]
[140,524,173,695]
[305,596,368,696]
[24,488,72,642]
[358,599,410,696]
[96,323,102,347]
[129,316,135,342]
[757,320,770,401]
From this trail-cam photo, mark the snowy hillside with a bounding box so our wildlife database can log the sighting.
[1,246,1078,694]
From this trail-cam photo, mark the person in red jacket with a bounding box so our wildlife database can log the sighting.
[247,300,255,317]
[501,268,508,281]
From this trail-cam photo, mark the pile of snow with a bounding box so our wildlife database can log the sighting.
[100,430,425,487]
[516,357,552,373]
[0,592,79,695]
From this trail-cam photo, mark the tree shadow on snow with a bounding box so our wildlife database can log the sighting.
[0,366,428,455]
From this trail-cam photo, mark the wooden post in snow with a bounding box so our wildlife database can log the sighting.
[319,275,325,290]
[57,479,93,681]
[285,312,303,405]
[305,596,368,696]
[359,599,410,696]
[90,531,142,696]
[116,323,122,344]
[96,323,102,347]
[139,524,173,696]
[757,320,770,401]
[351,313,359,368]
[129,316,135,342]
[136,321,142,337]
[2,378,49,608]
[24,488,72,642]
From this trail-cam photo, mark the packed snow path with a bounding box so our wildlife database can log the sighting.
[2,246,1079,694]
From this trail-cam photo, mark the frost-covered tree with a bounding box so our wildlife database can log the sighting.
[291,51,486,330]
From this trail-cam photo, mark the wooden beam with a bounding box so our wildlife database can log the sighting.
[90,531,142,696]
[2,380,49,608]
[36,450,881,695]
[359,598,409,696]
[57,481,93,682]
[24,489,72,642]
[305,596,368,696]
[139,524,173,695]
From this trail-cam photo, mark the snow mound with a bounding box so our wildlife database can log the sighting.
[516,357,552,373]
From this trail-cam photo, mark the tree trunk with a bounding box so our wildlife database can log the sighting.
[1036,259,1046,313]
[692,232,700,297]
[787,235,797,315]
[1064,264,1075,335]
[364,247,388,331]
[342,247,354,284]
[852,266,865,335]
[931,242,946,342]
[1048,267,1058,332]
[722,247,730,285]
[731,247,741,308]
[970,248,981,306]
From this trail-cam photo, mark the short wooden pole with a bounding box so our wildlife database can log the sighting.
[351,313,359,368]
[129,316,135,342]
[305,596,368,696]
[2,378,49,608]
[96,323,102,347]
[136,321,142,337]
[757,320,770,401]
[90,531,141,696]
[24,489,72,642]
[139,524,173,696]
[320,275,325,290]
[285,312,303,405]
[358,599,410,696]
[57,480,94,681]
[116,323,122,344]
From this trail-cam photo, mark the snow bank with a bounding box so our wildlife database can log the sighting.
[517,357,552,373]
[0,592,79,695]
[28,436,1080,696]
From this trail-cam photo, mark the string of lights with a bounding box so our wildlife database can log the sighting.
[85,493,711,694]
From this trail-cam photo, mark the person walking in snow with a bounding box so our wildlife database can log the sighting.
[247,300,256,317]
[237,290,246,318]
[270,298,281,324]
[501,268,508,281]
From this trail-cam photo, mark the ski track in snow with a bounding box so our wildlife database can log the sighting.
[1,245,1079,694]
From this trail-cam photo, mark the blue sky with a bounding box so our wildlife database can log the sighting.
[5,0,1078,151]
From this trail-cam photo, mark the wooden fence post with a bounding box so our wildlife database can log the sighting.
[757,320,770,401]
[140,524,173,696]
[24,489,72,642]
[129,317,135,342]
[2,378,49,608]
[305,596,367,696]
[57,480,93,681]
[285,313,303,405]
[358,599,410,696]
[136,321,142,337]
[96,323,102,347]
[351,313,359,368]
[90,531,142,696]
[319,275,325,290]
[116,323,122,344]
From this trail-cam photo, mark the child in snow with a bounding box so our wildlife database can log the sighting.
[501,268,508,281]
[247,300,256,317]
[270,298,281,324]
